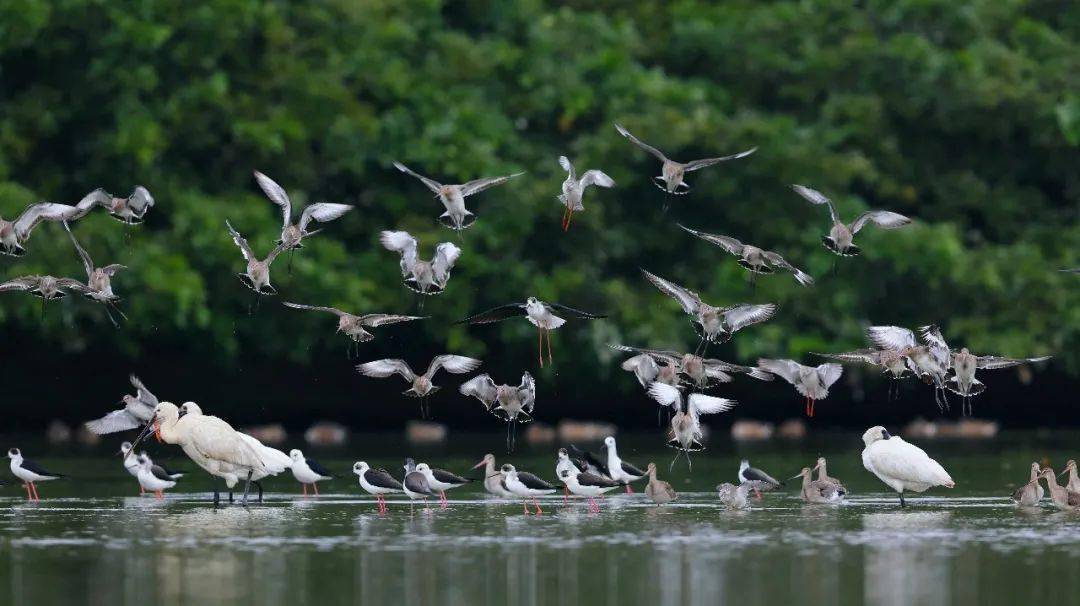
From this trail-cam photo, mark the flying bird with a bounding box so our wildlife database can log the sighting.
[457,297,605,367]
[282,301,424,356]
[947,348,1050,416]
[253,170,353,251]
[64,223,127,325]
[356,355,482,418]
[392,161,523,231]
[614,123,756,196]
[226,220,287,296]
[757,359,843,417]
[867,325,951,410]
[85,375,159,435]
[379,230,462,296]
[678,225,813,286]
[0,202,84,256]
[646,382,736,470]
[813,348,912,401]
[459,372,536,450]
[861,426,954,507]
[556,155,615,231]
[791,185,911,256]
[0,275,90,318]
[73,186,155,225]
[611,345,774,388]
[642,269,778,348]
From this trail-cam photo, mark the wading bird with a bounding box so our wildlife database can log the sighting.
[402,458,435,507]
[1038,468,1080,511]
[603,436,646,494]
[64,222,127,325]
[0,202,84,256]
[253,170,353,252]
[75,186,155,225]
[559,467,619,513]
[380,230,462,297]
[756,359,843,418]
[392,162,523,231]
[356,355,482,418]
[353,461,403,514]
[283,301,424,356]
[8,448,64,501]
[556,155,615,231]
[644,462,677,506]
[86,375,159,435]
[813,457,846,496]
[226,220,287,296]
[501,463,556,515]
[289,449,333,497]
[472,453,514,498]
[791,185,911,256]
[414,461,472,507]
[136,454,178,499]
[614,123,756,196]
[457,298,605,367]
[459,372,536,450]
[1011,462,1044,506]
[861,426,954,507]
[715,482,767,510]
[642,270,777,349]
[646,382,736,470]
[678,225,813,287]
[1063,460,1080,493]
[738,460,783,499]
[792,467,843,504]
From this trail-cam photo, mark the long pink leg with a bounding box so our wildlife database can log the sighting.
[537,326,544,367]
[564,487,569,503]
[302,483,308,498]
[313,483,320,496]
[533,498,543,515]
[23,483,31,501]
[625,484,633,495]
[588,497,598,513]
[546,329,553,365]
[523,500,530,515]
[139,486,144,496]
[31,482,40,501]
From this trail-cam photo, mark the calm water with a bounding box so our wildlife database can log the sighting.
[2,431,1079,605]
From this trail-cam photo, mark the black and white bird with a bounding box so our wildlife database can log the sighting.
[641,270,778,349]
[289,449,333,497]
[7,448,64,501]
[86,375,159,435]
[646,382,736,470]
[0,202,85,256]
[558,467,619,512]
[472,453,514,498]
[756,359,843,418]
[353,461,403,514]
[679,225,813,286]
[791,184,911,257]
[120,442,143,492]
[567,444,610,479]
[556,155,615,231]
[136,453,178,499]
[738,460,783,498]
[357,355,482,418]
[380,230,462,296]
[253,170,353,252]
[459,372,536,450]
[73,186,155,225]
[413,460,472,506]
[602,436,646,494]
[556,448,588,502]
[501,464,556,515]
[392,161,523,231]
[614,123,756,197]
[402,458,436,506]
[457,297,606,367]
[226,220,287,295]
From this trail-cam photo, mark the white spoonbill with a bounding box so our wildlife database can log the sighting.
[861,426,954,507]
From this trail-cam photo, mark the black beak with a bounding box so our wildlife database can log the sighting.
[881,429,892,440]
[125,418,156,460]
[178,408,187,419]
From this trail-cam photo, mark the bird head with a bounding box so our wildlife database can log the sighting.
[353,462,367,475]
[862,426,891,447]
[7,448,20,459]
[289,450,304,462]
[603,436,615,448]
[472,454,495,470]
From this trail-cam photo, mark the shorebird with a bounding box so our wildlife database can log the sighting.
[948,348,1051,416]
[458,297,606,367]
[567,444,610,478]
[791,184,912,256]
[414,460,472,506]
[1061,460,1080,493]
[641,269,778,348]
[646,382,736,470]
[357,355,482,418]
[715,482,764,510]
[559,467,619,512]
[867,325,952,410]
[756,359,843,417]
[392,161,523,231]
[136,453,178,499]
[1012,462,1044,506]
[0,202,84,256]
[289,449,333,497]
[85,375,159,434]
[283,301,424,356]
[0,275,90,318]
[602,436,646,494]
[501,463,556,515]
[402,458,436,506]
[678,225,813,286]
[556,448,588,502]
[644,462,677,506]
[792,467,843,504]
[120,442,144,492]
[813,457,847,495]
[353,461,403,514]
[614,122,756,196]
[379,230,462,298]
[814,348,912,401]
[127,402,266,505]
[612,345,773,388]
[861,426,954,507]
[556,156,614,231]
[226,220,287,296]
[738,460,784,498]
[64,222,128,324]
[1038,467,1080,511]
[459,372,536,450]
[253,170,352,251]
[74,186,155,225]
[617,353,680,391]
[472,453,514,497]
[7,448,64,501]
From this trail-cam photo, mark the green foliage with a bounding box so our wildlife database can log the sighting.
[0,0,1076,402]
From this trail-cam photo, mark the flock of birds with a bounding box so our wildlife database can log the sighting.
[0,122,1066,512]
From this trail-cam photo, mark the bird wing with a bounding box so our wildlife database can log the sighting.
[762,251,814,286]
[100,264,127,276]
[814,349,883,365]
[360,313,425,327]
[614,123,668,161]
[687,394,736,421]
[379,230,419,276]
[850,210,911,234]
[127,186,155,215]
[298,203,352,232]
[19,458,62,478]
[0,277,38,292]
[149,464,174,482]
[129,374,159,407]
[619,354,659,386]
[459,172,523,197]
[367,468,403,490]
[722,303,779,331]
[641,269,702,315]
[84,409,141,434]
[237,434,291,474]
[579,169,615,189]
[609,344,681,365]
[459,374,499,408]
[756,359,803,385]
[426,355,482,378]
[678,225,745,256]
[975,355,1051,370]
[392,162,443,193]
[189,419,264,470]
[253,170,292,228]
[867,326,916,351]
[516,471,555,490]
[404,471,433,495]
[305,458,334,478]
[432,242,462,284]
[918,325,951,368]
[544,302,606,320]
[815,363,844,388]
[62,222,95,278]
[791,185,839,224]
[225,220,254,263]
[262,241,288,266]
[56,278,91,294]
[73,188,113,217]
[356,359,416,382]
[578,471,619,488]
[703,359,775,381]
[558,155,575,179]
[432,468,470,484]
[683,147,757,172]
[283,302,347,317]
[457,303,528,325]
[13,203,78,239]
[518,372,536,412]
[646,382,683,410]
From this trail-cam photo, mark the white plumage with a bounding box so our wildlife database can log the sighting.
[861,426,954,507]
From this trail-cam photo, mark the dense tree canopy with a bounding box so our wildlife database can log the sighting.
[0,0,1075,429]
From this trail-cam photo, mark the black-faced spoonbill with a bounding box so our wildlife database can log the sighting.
[861,426,954,507]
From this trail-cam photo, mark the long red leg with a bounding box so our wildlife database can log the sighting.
[563,207,575,232]
[564,486,569,504]
[523,500,530,515]
[537,326,544,368]
[156,490,163,500]
[139,486,144,496]
[810,399,815,418]
[23,483,31,501]
[313,482,320,496]
[303,483,308,498]
[625,484,633,495]
[31,482,39,501]
[561,206,570,231]
[533,498,543,515]
[546,329,553,365]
